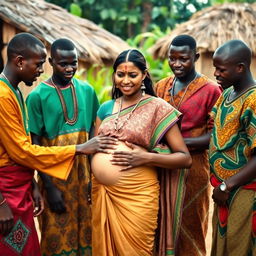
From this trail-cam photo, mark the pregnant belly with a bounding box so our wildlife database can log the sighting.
[91,141,146,186]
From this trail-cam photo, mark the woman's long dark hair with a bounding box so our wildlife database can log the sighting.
[112,49,156,99]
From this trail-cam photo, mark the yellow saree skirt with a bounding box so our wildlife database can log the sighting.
[92,163,159,256]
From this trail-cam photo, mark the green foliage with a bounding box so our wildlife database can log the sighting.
[212,0,255,3]
[45,0,256,104]
[70,3,82,17]
[127,26,172,82]
[73,26,172,104]
[46,0,256,39]
[74,66,113,104]
[46,0,212,39]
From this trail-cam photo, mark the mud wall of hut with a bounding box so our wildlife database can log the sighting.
[1,22,92,98]
[196,52,256,81]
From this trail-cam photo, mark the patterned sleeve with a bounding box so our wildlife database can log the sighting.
[149,98,181,150]
[243,93,256,150]
[26,90,44,136]
[155,77,171,98]
[91,87,100,122]
[154,80,162,97]
[210,92,224,122]
[79,81,100,132]
[206,84,222,130]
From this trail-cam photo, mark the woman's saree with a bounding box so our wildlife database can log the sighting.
[156,75,222,255]
[92,96,188,255]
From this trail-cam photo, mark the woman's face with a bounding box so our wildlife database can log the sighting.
[114,61,146,97]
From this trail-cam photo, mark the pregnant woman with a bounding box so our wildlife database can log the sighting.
[91,49,192,256]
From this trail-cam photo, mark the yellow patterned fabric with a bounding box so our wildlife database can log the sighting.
[0,79,75,179]
[211,189,256,256]
[210,86,256,256]
[38,132,92,256]
[26,79,99,255]
[209,86,256,180]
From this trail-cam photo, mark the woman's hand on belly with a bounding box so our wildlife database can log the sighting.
[111,141,149,171]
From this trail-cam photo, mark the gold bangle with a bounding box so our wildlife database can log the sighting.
[0,198,6,206]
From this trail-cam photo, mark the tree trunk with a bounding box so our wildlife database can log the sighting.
[141,2,153,33]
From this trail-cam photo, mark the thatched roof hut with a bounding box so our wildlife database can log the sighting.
[0,0,129,66]
[0,0,129,96]
[150,3,256,80]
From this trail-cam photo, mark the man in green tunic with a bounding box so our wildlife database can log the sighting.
[26,38,98,255]
[210,40,256,256]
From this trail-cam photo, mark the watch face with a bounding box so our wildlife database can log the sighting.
[220,183,227,192]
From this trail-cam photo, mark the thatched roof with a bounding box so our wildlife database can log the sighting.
[0,0,129,65]
[150,3,256,59]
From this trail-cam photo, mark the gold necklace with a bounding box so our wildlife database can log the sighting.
[50,77,78,125]
[114,95,144,132]
[170,73,199,110]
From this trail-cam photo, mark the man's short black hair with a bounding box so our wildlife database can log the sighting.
[170,34,197,51]
[7,33,45,59]
[214,39,252,67]
[51,38,76,57]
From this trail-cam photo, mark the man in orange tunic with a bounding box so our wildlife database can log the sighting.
[0,33,116,256]
[155,35,222,255]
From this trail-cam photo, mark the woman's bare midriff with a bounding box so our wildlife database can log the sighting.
[91,141,146,186]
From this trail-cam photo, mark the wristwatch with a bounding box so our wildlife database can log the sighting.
[219,181,229,193]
